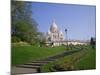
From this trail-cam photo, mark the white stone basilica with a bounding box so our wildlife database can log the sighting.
[46,19,64,46]
[44,19,87,46]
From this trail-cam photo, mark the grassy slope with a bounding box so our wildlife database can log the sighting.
[41,49,85,72]
[41,46,96,72]
[74,47,96,70]
[11,45,66,65]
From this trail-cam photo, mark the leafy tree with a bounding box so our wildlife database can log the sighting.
[11,1,39,45]
[37,32,47,47]
[90,37,96,48]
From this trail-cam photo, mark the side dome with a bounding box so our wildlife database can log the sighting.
[47,30,51,35]
[59,31,63,35]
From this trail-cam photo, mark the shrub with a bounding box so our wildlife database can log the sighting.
[12,36,21,43]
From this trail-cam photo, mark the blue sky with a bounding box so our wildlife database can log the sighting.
[31,2,96,40]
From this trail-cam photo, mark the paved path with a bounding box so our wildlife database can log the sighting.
[11,49,82,74]
[11,67,37,74]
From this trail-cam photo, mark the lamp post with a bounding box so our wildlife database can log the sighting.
[65,28,68,50]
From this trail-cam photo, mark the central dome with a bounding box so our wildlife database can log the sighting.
[50,19,58,33]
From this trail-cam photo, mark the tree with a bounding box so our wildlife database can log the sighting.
[11,1,39,45]
[90,37,96,48]
[37,32,47,47]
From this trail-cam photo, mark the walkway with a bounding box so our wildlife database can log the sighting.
[11,49,82,74]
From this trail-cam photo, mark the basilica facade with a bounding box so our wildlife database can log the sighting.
[44,19,87,46]
[46,19,64,46]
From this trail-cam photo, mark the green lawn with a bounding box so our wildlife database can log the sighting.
[11,45,66,65]
[41,45,96,72]
[11,45,96,72]
[74,46,96,70]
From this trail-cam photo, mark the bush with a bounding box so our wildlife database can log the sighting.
[41,45,94,72]
[12,36,21,43]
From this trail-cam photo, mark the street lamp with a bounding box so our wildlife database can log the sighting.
[65,28,68,50]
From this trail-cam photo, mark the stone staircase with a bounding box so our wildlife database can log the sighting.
[16,60,53,69]
[11,49,82,74]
